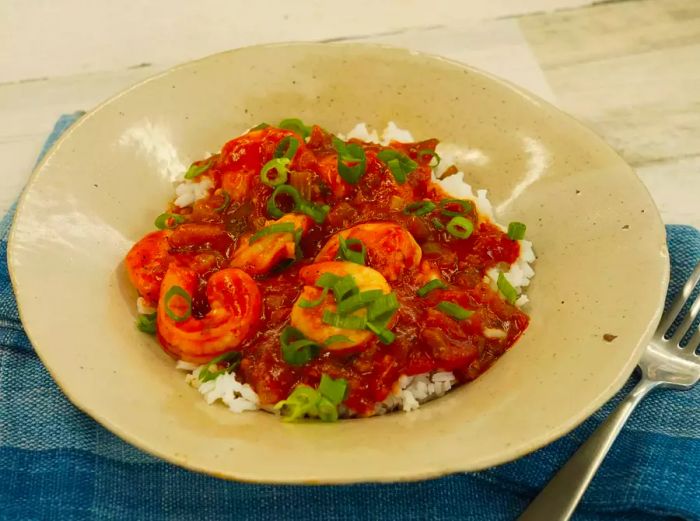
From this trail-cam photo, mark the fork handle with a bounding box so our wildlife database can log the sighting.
[518,378,660,521]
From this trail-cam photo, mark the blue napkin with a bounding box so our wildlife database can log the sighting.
[1,114,698,521]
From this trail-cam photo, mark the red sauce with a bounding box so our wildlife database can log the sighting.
[131,124,529,416]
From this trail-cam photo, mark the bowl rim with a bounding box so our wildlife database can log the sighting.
[8,41,669,483]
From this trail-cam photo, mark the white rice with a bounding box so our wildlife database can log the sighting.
[158,122,535,417]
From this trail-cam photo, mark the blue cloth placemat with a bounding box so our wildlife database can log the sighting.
[1,114,699,521]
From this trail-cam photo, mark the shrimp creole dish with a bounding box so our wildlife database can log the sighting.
[125,119,536,421]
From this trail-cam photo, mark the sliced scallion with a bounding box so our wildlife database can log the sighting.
[135,312,156,334]
[184,159,213,180]
[332,138,367,184]
[322,310,367,330]
[366,292,399,326]
[248,222,296,245]
[446,216,474,239]
[336,236,366,265]
[403,200,436,216]
[318,374,348,405]
[439,198,472,217]
[366,322,396,344]
[214,190,231,213]
[198,351,242,382]
[274,135,300,160]
[336,289,383,315]
[280,326,321,366]
[418,149,441,167]
[298,287,329,308]
[376,149,417,184]
[164,285,192,322]
[154,212,185,230]
[330,275,359,303]
[507,222,527,240]
[431,217,445,230]
[266,184,328,224]
[250,123,269,131]
[417,279,448,297]
[497,272,518,304]
[324,335,352,346]
[260,158,290,187]
[279,118,312,139]
[436,301,473,320]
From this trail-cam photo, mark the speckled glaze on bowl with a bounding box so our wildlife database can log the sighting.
[8,43,668,483]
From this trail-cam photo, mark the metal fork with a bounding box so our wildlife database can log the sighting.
[519,261,700,521]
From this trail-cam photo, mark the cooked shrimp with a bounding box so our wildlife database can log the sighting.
[157,264,262,363]
[126,230,173,306]
[290,261,392,351]
[230,214,312,275]
[315,222,421,281]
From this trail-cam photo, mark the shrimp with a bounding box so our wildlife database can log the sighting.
[290,261,393,351]
[315,222,421,281]
[157,264,262,363]
[125,225,232,306]
[230,214,312,275]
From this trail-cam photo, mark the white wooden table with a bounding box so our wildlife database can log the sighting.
[2,0,698,227]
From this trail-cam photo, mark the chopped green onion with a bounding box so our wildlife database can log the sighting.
[274,385,321,422]
[329,275,359,303]
[366,322,396,344]
[322,310,367,330]
[198,351,242,382]
[260,158,290,187]
[337,236,366,265]
[439,198,472,217]
[248,222,296,245]
[336,289,383,315]
[403,200,436,216]
[214,190,231,213]
[332,138,367,184]
[136,312,156,334]
[497,272,518,304]
[317,397,338,422]
[184,159,213,180]
[507,222,527,240]
[250,123,269,131]
[418,149,441,167]
[279,118,312,139]
[164,285,192,322]
[366,292,399,326]
[436,301,473,320]
[318,374,348,405]
[431,218,445,230]
[273,135,300,160]
[446,216,474,239]
[324,335,352,346]
[316,272,341,289]
[267,185,301,218]
[299,287,329,308]
[280,326,321,366]
[376,149,417,184]
[417,279,448,297]
[266,184,328,224]
[154,212,185,230]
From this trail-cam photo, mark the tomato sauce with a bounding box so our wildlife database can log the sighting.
[130,124,529,416]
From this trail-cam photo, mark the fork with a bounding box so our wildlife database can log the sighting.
[519,261,700,521]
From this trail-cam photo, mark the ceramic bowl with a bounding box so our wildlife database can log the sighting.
[8,43,668,483]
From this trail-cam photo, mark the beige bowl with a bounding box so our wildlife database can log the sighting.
[8,43,668,483]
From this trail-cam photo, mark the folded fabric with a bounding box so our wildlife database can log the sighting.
[1,114,698,521]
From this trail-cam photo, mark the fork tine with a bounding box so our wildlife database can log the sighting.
[670,292,700,345]
[657,261,700,336]
[686,328,700,356]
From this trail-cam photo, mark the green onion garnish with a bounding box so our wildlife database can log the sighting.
[298,287,329,308]
[336,289,384,315]
[249,222,296,245]
[436,301,473,320]
[403,200,436,216]
[366,292,399,326]
[418,149,441,167]
[432,218,445,230]
[164,285,192,322]
[336,236,366,265]
[214,190,231,213]
[446,216,474,239]
[154,212,185,230]
[497,272,518,304]
[324,335,352,346]
[198,351,242,382]
[329,274,359,303]
[274,135,300,160]
[136,312,156,334]
[260,158,290,187]
[322,310,367,330]
[250,123,269,131]
[318,374,348,405]
[266,184,329,224]
[376,149,418,184]
[332,138,367,184]
[315,272,341,289]
[280,326,321,366]
[279,118,312,139]
[184,159,213,180]
[417,279,448,297]
[507,222,527,240]
[366,322,396,344]
[439,198,472,217]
